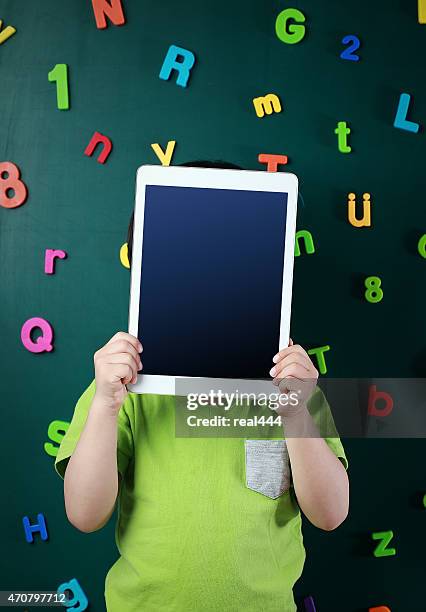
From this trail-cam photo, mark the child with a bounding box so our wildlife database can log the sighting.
[55,161,349,612]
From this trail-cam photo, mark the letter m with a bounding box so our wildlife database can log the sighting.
[253,94,282,118]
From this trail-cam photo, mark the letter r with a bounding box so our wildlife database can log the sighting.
[159,45,195,87]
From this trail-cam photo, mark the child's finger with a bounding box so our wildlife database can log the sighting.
[272,373,301,391]
[270,354,311,378]
[289,337,294,346]
[104,339,141,363]
[273,364,307,382]
[272,343,308,364]
[112,363,134,385]
[107,331,143,353]
[104,352,141,378]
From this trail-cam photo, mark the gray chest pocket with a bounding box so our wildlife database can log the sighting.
[244,439,291,499]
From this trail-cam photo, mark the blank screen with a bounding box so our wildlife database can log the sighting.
[137,185,288,379]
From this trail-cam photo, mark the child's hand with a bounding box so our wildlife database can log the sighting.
[270,338,318,416]
[93,331,143,411]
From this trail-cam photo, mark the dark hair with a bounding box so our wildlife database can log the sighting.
[126,160,242,266]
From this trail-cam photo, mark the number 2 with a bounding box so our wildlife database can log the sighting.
[340,35,360,61]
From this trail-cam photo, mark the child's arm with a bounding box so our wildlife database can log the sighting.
[270,340,349,531]
[281,412,348,531]
[63,332,142,533]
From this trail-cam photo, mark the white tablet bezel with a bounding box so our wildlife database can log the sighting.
[127,164,298,395]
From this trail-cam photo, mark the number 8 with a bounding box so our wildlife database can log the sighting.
[0,161,28,209]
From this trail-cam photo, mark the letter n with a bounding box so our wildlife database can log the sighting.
[91,0,126,29]
[84,131,113,164]
[295,230,315,257]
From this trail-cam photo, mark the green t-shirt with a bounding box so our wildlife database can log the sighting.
[55,380,348,612]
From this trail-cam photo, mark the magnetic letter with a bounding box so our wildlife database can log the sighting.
[91,0,126,29]
[418,234,426,258]
[369,608,391,612]
[365,276,383,303]
[57,578,88,611]
[340,35,361,61]
[348,193,371,227]
[258,153,288,172]
[303,596,316,611]
[84,131,113,164]
[23,513,48,543]
[21,317,54,353]
[419,0,426,23]
[307,345,330,374]
[253,94,282,118]
[120,242,130,269]
[0,161,28,209]
[159,45,195,88]
[0,19,16,44]
[45,249,67,274]
[151,140,176,166]
[48,64,69,110]
[275,8,306,44]
[294,230,315,257]
[44,420,70,457]
[393,93,420,133]
[334,121,351,153]
[368,385,393,417]
[372,531,396,557]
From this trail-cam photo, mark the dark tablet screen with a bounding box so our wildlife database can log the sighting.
[137,185,288,379]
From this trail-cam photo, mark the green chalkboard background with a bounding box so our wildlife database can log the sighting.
[1,0,425,610]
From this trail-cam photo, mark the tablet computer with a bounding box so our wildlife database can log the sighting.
[127,165,298,395]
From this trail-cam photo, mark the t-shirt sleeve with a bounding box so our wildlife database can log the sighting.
[54,378,134,480]
[307,385,349,471]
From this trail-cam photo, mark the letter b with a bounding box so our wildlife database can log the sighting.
[368,385,393,417]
